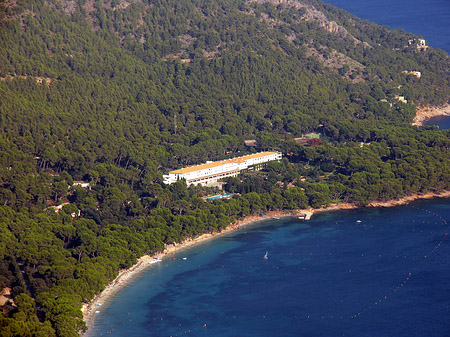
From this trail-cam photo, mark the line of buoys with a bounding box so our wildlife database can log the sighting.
[348,205,448,320]
[151,204,449,334]
[413,205,449,259]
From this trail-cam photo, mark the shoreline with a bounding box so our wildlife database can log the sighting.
[81,209,296,331]
[412,103,450,126]
[81,190,450,334]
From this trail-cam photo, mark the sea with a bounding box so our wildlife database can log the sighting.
[87,1,450,336]
[323,0,450,53]
[88,199,450,337]
[423,115,450,130]
[324,0,450,129]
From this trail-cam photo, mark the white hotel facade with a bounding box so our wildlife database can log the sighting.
[163,151,282,186]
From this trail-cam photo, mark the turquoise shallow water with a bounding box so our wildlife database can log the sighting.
[87,2,450,336]
[88,199,450,337]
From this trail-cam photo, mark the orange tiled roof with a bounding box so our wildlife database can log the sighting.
[170,152,279,174]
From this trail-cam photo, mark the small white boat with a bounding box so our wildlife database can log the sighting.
[182,257,187,260]
[298,215,305,220]
[263,251,269,260]
[95,310,100,314]
[356,220,362,223]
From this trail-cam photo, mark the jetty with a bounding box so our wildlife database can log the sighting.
[298,210,313,220]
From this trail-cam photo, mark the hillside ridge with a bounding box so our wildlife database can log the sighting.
[1,0,450,336]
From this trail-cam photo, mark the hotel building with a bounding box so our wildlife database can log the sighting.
[163,151,282,186]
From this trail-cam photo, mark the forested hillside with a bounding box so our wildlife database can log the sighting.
[1,0,450,335]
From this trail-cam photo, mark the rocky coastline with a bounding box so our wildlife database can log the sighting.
[413,104,450,126]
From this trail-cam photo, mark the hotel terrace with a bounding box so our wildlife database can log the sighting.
[163,151,282,186]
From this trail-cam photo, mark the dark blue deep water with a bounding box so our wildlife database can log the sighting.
[423,116,450,130]
[323,0,450,53]
[87,2,450,336]
[88,199,450,337]
[324,0,450,130]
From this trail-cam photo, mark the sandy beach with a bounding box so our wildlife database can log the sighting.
[81,208,297,330]
[81,190,450,333]
[413,103,450,126]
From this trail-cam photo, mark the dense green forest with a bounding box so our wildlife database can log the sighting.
[1,0,450,335]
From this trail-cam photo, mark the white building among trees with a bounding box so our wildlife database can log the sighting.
[163,151,282,186]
